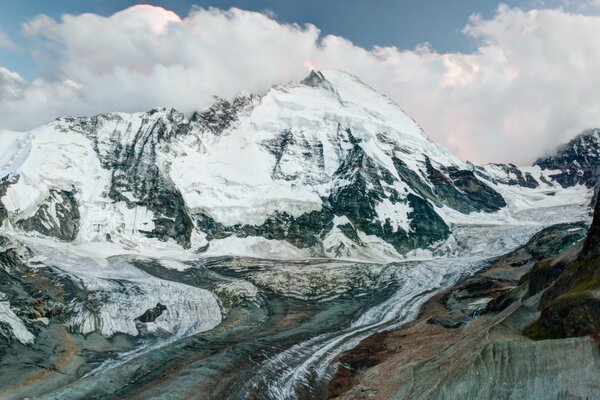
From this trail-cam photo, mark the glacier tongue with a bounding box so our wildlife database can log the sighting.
[21,239,222,338]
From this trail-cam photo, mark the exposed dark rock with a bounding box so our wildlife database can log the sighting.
[484,163,540,188]
[301,70,327,87]
[337,223,362,244]
[484,290,519,314]
[136,303,167,323]
[191,94,257,135]
[535,128,600,188]
[426,316,466,329]
[0,235,33,270]
[194,208,335,249]
[525,199,600,340]
[0,235,67,345]
[447,277,504,301]
[579,199,600,261]
[17,190,80,241]
[404,194,450,250]
[536,295,600,339]
[425,157,506,213]
[193,213,235,241]
[262,129,326,183]
[0,175,18,228]
[300,70,338,93]
[447,167,507,212]
[526,260,568,296]
[329,144,449,253]
[237,209,334,248]
[64,109,196,247]
[391,157,441,207]
[0,327,10,357]
[524,222,587,260]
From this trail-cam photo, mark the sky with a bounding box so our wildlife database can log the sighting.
[1,0,600,164]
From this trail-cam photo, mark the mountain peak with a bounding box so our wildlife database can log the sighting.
[300,70,329,88]
[535,127,600,188]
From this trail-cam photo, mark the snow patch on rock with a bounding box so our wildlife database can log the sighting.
[0,292,34,344]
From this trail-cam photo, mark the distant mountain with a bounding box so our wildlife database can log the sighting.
[535,128,600,189]
[0,70,594,260]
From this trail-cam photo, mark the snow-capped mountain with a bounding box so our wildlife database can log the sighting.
[1,71,598,399]
[535,128,600,189]
[0,70,593,260]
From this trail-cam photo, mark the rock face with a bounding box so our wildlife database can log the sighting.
[0,70,595,259]
[17,190,80,241]
[433,338,600,400]
[136,303,168,323]
[61,108,195,247]
[535,128,600,189]
[3,70,560,259]
[426,159,507,213]
[0,177,12,228]
[483,163,540,188]
[526,198,600,339]
[579,196,600,261]
[0,235,62,346]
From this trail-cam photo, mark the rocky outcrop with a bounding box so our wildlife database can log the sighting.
[136,303,167,323]
[535,128,600,189]
[433,338,600,400]
[194,208,334,250]
[62,108,196,247]
[524,222,588,260]
[523,199,600,340]
[191,93,258,135]
[0,178,10,227]
[328,143,450,253]
[425,157,506,213]
[484,163,540,188]
[300,70,332,89]
[0,235,65,345]
[579,197,600,261]
[17,190,80,241]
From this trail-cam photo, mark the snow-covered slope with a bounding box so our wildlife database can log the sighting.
[0,70,594,261]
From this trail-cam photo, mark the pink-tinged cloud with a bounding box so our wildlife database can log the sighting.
[2,4,600,164]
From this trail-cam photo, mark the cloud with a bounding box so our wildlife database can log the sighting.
[1,4,600,164]
[0,30,17,51]
[0,68,26,99]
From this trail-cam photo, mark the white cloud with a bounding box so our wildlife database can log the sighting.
[0,30,17,51]
[0,67,26,99]
[1,4,600,164]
